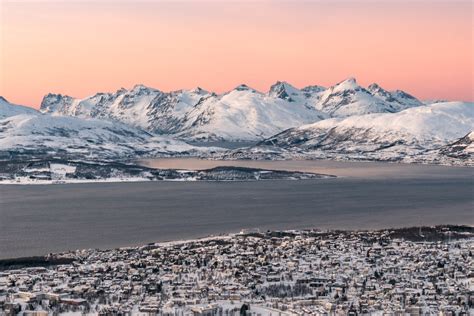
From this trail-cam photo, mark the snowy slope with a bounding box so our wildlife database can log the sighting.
[264,102,473,148]
[438,131,473,159]
[224,102,474,164]
[0,113,205,160]
[0,97,39,118]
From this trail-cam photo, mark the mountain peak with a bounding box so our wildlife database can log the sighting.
[0,96,8,103]
[301,85,325,94]
[268,81,300,102]
[271,80,290,87]
[41,93,69,103]
[269,81,296,90]
[334,77,359,90]
[367,83,382,91]
[131,84,158,94]
[392,89,419,101]
[367,83,391,97]
[367,83,422,109]
[234,84,254,92]
[190,87,209,95]
[40,93,74,113]
[116,87,128,95]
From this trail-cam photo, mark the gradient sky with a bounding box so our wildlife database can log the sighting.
[0,0,472,108]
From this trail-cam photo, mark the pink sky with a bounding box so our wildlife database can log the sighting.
[0,0,472,108]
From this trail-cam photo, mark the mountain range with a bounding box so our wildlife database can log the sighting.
[1,78,472,165]
[39,78,422,142]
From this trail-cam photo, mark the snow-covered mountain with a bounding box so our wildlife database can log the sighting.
[40,85,209,135]
[223,102,474,164]
[0,99,207,160]
[40,79,423,141]
[315,78,422,117]
[174,84,326,141]
[0,97,39,118]
[367,83,422,111]
[1,90,472,166]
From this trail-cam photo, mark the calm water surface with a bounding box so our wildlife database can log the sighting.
[0,160,472,259]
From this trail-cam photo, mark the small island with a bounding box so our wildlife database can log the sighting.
[0,159,335,184]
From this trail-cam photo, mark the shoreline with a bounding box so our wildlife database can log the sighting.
[0,175,337,186]
[1,157,472,186]
[1,225,472,268]
[0,161,336,185]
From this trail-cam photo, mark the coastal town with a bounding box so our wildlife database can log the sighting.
[0,226,472,315]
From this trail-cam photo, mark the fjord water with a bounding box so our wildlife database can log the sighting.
[0,160,472,259]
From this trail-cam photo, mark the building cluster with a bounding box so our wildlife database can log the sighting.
[0,230,472,315]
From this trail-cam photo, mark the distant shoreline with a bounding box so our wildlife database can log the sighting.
[1,157,472,186]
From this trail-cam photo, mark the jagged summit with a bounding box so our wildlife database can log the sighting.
[313,78,424,117]
[40,93,74,114]
[316,77,385,116]
[116,87,128,94]
[367,83,423,110]
[268,81,300,102]
[131,84,160,94]
[301,85,325,93]
[367,83,381,90]
[189,87,209,95]
[367,83,393,99]
[233,84,255,92]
